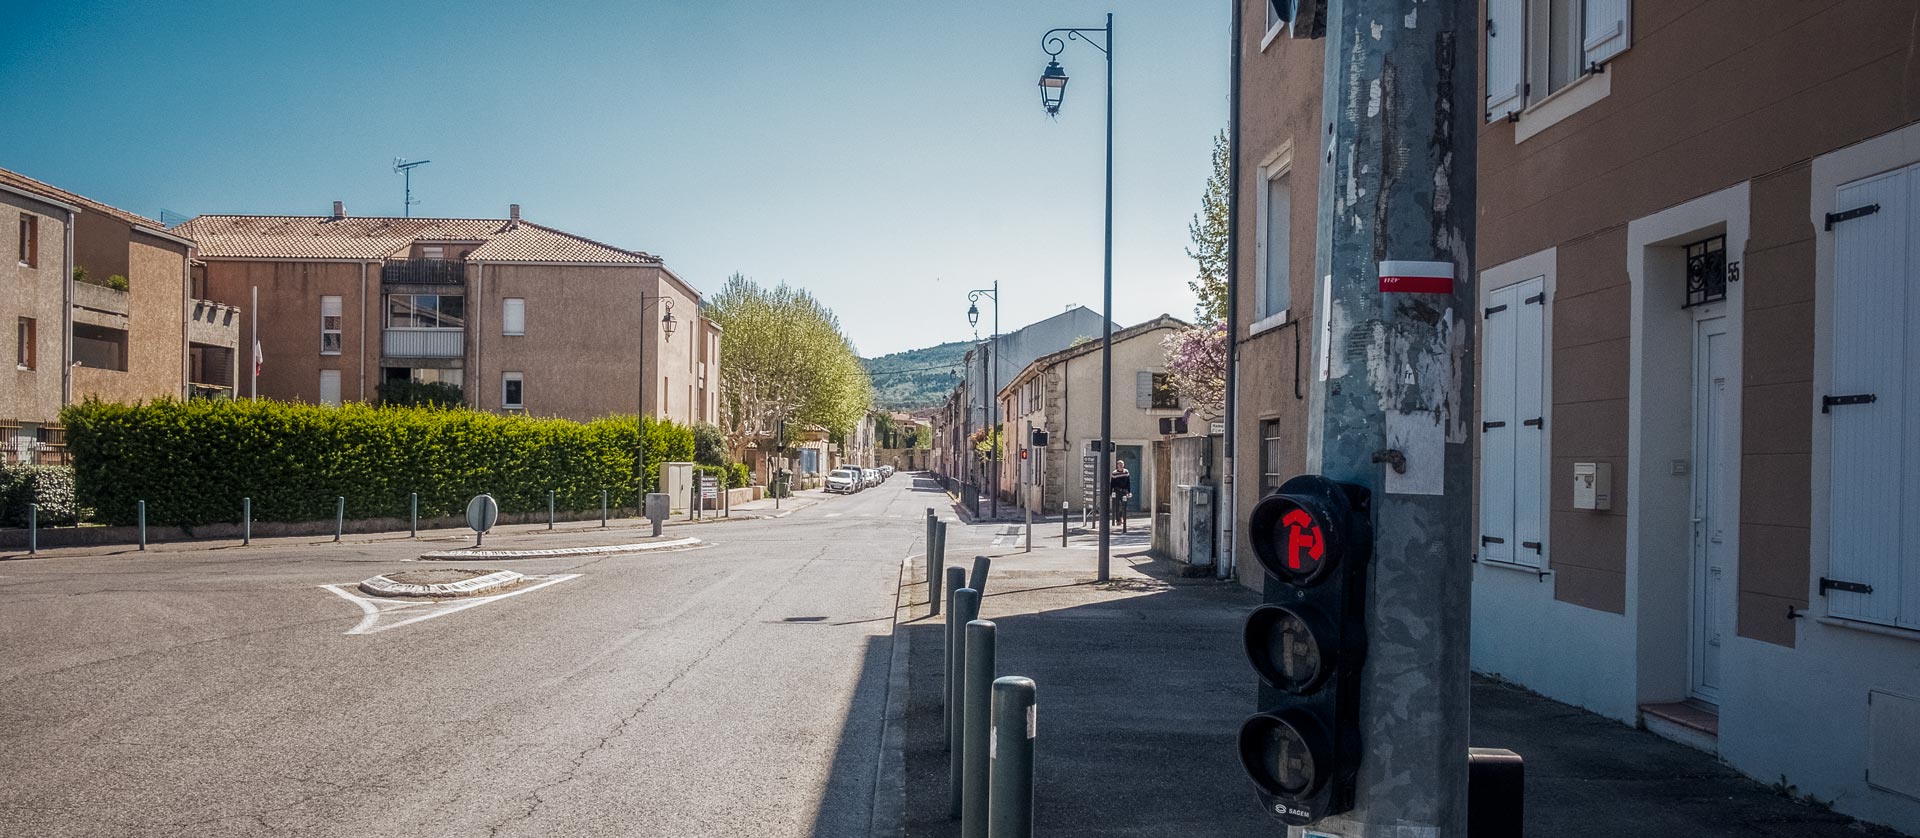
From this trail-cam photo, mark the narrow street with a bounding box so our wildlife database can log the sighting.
[0,478,941,838]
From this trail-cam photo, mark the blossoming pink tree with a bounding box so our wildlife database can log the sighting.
[1162,321,1227,418]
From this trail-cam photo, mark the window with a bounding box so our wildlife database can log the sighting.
[1264,0,1285,39]
[1479,276,1547,568]
[1485,0,1629,121]
[17,214,37,267]
[1260,419,1283,494]
[16,317,35,369]
[386,294,466,329]
[421,245,445,260]
[1259,170,1291,320]
[318,370,342,407]
[502,372,524,409]
[1826,165,1920,629]
[1151,373,1180,410]
[502,298,525,336]
[1682,234,1728,308]
[320,296,343,355]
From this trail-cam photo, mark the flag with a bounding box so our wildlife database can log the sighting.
[253,339,263,377]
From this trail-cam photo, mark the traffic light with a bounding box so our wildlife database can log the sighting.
[1238,474,1371,826]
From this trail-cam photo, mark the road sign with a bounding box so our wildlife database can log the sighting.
[1081,454,1099,505]
[466,494,499,533]
[699,475,719,500]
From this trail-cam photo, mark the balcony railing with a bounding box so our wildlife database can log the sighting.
[383,328,464,358]
[381,259,467,285]
[189,299,242,347]
[189,383,234,401]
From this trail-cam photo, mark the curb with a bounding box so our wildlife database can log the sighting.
[419,536,705,560]
[359,569,523,597]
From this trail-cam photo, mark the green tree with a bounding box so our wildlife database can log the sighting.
[1186,129,1230,322]
[705,273,874,458]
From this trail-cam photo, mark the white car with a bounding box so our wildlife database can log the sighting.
[826,469,859,494]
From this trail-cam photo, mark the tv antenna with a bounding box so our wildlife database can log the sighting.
[393,158,431,217]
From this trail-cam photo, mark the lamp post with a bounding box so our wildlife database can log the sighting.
[1036,15,1113,582]
[636,294,678,498]
[966,282,999,518]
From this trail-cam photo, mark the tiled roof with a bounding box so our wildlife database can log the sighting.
[0,166,182,240]
[173,213,660,264]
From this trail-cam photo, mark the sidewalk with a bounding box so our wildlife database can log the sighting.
[891,535,1911,837]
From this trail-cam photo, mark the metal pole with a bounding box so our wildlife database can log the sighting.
[137,500,146,551]
[989,675,1037,838]
[601,489,609,527]
[548,490,555,530]
[1307,0,1477,833]
[27,502,36,555]
[1096,11,1115,584]
[969,555,991,597]
[242,497,251,546]
[1062,501,1069,547]
[410,492,418,538]
[1025,505,1032,552]
[962,619,997,838]
[990,280,999,520]
[1220,0,1244,583]
[943,565,968,744]
[928,513,945,617]
[334,496,344,542]
[947,587,981,819]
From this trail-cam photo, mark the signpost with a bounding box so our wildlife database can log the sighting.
[698,474,719,521]
[466,493,499,547]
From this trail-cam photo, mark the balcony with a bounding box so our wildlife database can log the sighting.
[381,259,466,285]
[189,299,241,348]
[383,328,464,358]
[71,282,130,330]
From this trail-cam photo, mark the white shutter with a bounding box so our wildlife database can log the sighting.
[1136,371,1153,410]
[1828,168,1909,626]
[318,369,342,407]
[503,298,525,336]
[321,296,342,318]
[1512,277,1547,567]
[1907,165,1920,629]
[1583,0,1630,68]
[1485,0,1524,122]
[1479,284,1518,565]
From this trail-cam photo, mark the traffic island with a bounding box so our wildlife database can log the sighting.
[418,536,705,561]
[358,568,525,599]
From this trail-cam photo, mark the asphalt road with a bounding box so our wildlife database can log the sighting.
[0,475,942,837]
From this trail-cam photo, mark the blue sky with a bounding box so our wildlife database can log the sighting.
[1,1,1228,357]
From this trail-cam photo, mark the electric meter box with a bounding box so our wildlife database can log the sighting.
[1572,462,1612,510]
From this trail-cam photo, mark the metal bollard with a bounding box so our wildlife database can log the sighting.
[27,502,36,555]
[943,564,968,745]
[962,619,996,837]
[1025,506,1033,553]
[410,492,418,538]
[137,500,147,551]
[242,497,251,546]
[334,496,345,542]
[970,554,991,597]
[601,490,609,527]
[1062,501,1069,546]
[929,519,948,617]
[947,587,980,819]
[548,490,556,530]
[989,676,1037,838]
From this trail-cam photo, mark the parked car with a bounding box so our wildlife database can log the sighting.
[826,469,859,494]
[866,470,881,487]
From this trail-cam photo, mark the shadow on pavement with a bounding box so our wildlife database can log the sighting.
[807,634,893,838]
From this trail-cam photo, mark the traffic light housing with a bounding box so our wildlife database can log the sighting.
[1238,474,1371,826]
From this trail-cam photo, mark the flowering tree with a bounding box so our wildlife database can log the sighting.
[1162,321,1227,418]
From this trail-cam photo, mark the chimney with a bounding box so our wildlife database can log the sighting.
[330,200,346,220]
[509,203,521,222]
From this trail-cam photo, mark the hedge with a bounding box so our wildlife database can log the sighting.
[60,398,696,527]
[0,464,81,527]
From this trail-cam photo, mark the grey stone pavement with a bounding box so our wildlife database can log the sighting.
[894,516,1913,838]
[0,477,911,838]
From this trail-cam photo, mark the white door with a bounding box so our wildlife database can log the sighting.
[1690,316,1734,703]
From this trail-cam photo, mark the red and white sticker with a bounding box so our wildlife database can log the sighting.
[1378,260,1455,294]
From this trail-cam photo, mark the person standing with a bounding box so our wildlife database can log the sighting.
[1108,460,1132,532]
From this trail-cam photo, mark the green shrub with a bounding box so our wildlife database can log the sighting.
[60,398,696,526]
[729,462,750,488]
[691,422,729,467]
[107,274,129,292]
[0,464,82,527]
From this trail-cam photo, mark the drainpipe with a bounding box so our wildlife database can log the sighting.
[359,262,369,402]
[1219,0,1244,580]
[473,262,484,408]
[180,249,191,398]
[61,210,75,407]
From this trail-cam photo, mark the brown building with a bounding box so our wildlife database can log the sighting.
[1230,2,1920,832]
[176,203,721,425]
[1,167,239,462]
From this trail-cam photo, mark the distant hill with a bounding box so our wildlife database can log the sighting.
[862,340,971,410]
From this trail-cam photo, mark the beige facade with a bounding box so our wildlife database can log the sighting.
[1,185,74,438]
[181,204,720,425]
[997,315,1191,516]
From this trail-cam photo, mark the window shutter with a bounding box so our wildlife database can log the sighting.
[503,298,525,336]
[1583,0,1630,68]
[1136,371,1153,410]
[1479,285,1518,565]
[318,370,342,407]
[1485,0,1524,122]
[321,296,342,318]
[1512,277,1546,567]
[1828,168,1909,626]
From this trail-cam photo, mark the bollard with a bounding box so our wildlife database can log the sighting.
[970,555,991,597]
[548,490,556,530]
[410,492,418,538]
[961,619,997,837]
[947,587,980,819]
[334,497,345,542]
[242,497,251,546]
[943,564,968,745]
[1025,506,1033,553]
[1062,501,1069,546]
[989,676,1037,838]
[137,500,147,551]
[27,502,36,555]
[601,489,609,527]
[929,519,947,617]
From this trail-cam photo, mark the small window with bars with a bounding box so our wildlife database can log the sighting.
[1683,234,1727,308]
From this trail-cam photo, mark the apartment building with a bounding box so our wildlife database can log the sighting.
[996,314,1191,517]
[1231,1,1920,832]
[1,167,239,462]
[176,203,722,425]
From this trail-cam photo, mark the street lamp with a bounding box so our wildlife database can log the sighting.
[967,281,999,519]
[635,294,678,500]
[1036,15,1115,582]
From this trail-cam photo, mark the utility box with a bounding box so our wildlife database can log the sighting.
[1176,483,1216,574]
[1573,462,1612,510]
[661,462,695,514]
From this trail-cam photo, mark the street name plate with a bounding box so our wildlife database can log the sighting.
[699,476,719,499]
[1082,454,1098,505]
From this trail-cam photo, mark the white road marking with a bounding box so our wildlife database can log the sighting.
[319,574,581,635]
